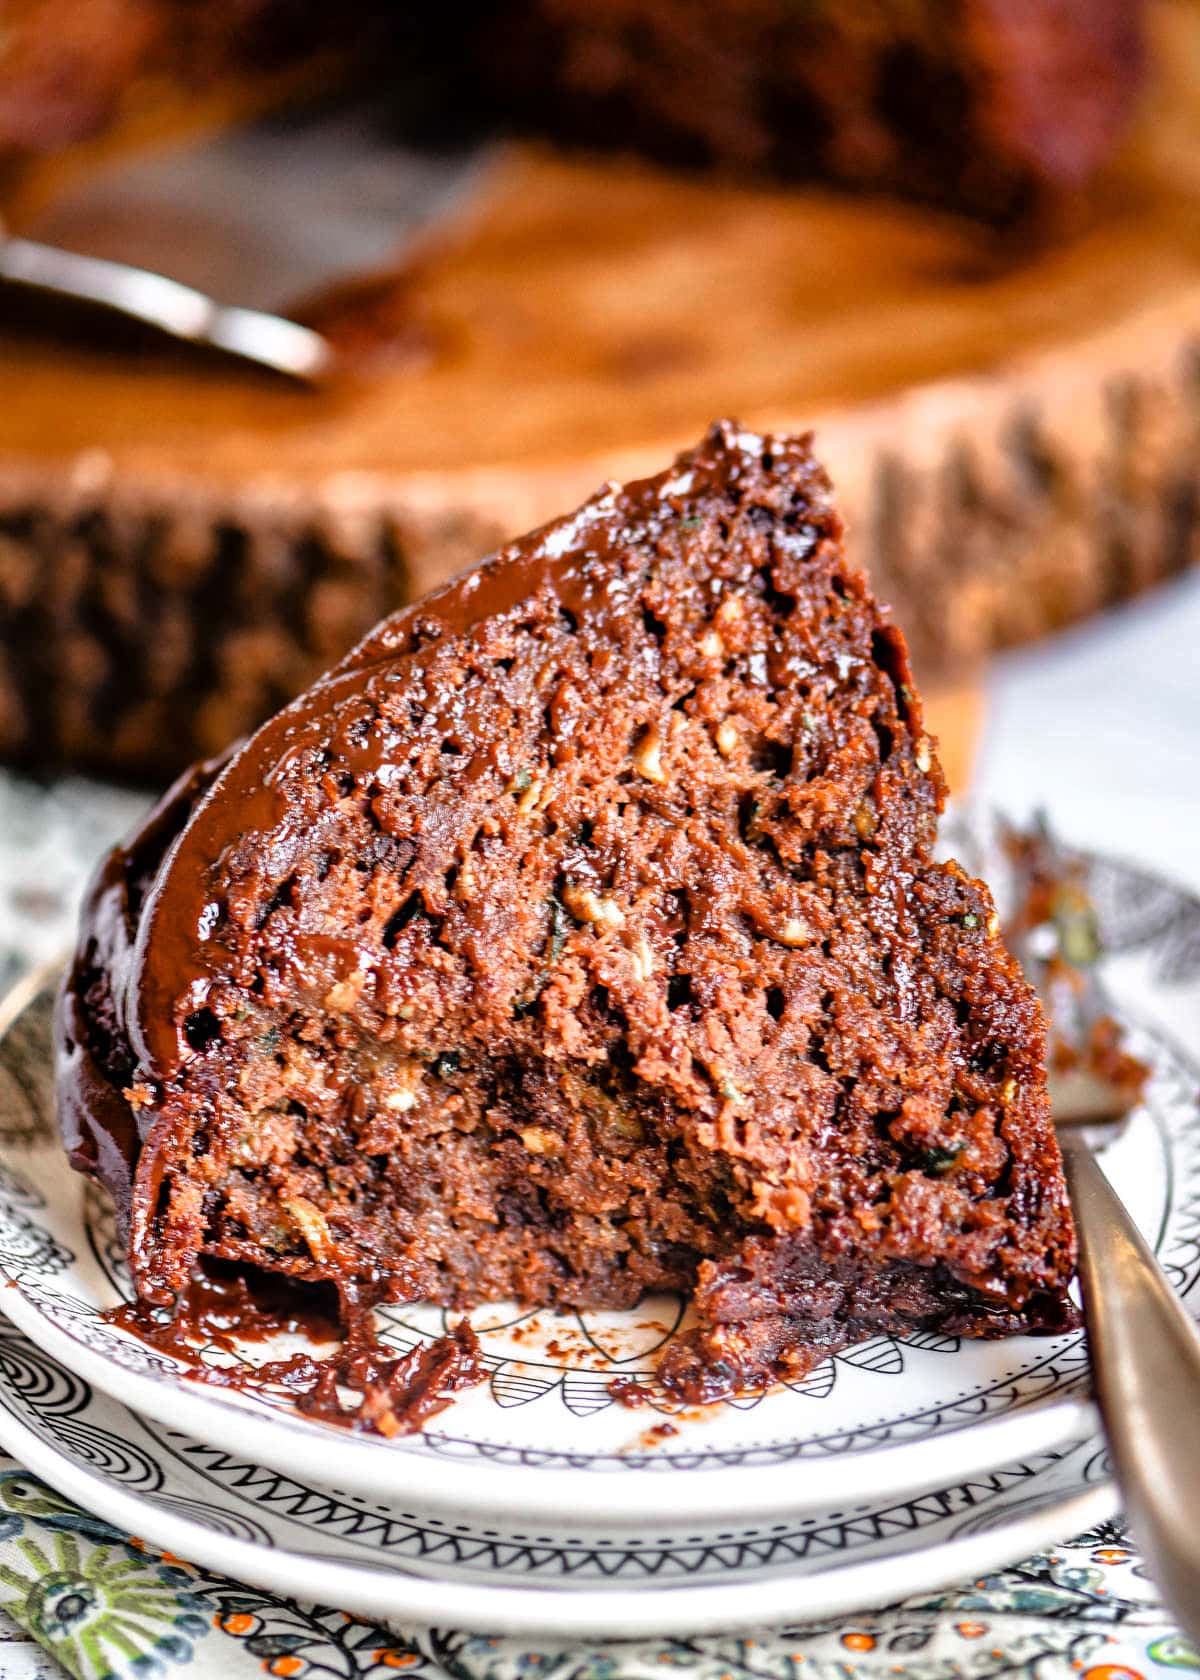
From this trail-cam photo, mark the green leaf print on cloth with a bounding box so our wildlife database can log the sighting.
[0,1460,440,1678]
[0,1471,209,1679]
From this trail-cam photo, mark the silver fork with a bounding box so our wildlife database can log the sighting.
[1009,815,1200,1645]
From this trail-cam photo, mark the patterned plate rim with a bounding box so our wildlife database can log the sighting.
[3,825,1196,1527]
[0,1351,1118,1638]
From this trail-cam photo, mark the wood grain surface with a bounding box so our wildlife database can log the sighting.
[0,3,1194,775]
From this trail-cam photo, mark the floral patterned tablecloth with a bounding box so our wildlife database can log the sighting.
[0,1458,1190,1680]
[0,777,1194,1680]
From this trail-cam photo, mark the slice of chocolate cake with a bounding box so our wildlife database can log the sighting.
[59,422,1075,1402]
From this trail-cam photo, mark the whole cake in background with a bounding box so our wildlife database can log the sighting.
[0,0,1171,787]
[457,0,1146,222]
[0,0,1144,221]
[59,423,1077,1408]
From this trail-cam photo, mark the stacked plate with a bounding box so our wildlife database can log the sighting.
[0,829,1196,1638]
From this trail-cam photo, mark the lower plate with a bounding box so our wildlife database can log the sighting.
[0,1309,1115,1637]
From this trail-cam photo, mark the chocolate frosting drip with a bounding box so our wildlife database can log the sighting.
[130,422,862,1081]
[56,755,227,1230]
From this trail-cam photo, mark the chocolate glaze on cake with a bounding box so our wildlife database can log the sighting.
[59,422,1076,1402]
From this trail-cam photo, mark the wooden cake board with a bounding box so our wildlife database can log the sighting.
[0,3,1194,778]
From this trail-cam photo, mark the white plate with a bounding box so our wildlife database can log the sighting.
[0,830,1197,1530]
[0,1306,1116,1637]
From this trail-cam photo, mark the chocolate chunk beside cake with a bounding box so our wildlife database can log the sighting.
[59,421,1076,1400]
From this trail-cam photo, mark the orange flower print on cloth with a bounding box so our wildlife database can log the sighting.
[0,1469,1198,1680]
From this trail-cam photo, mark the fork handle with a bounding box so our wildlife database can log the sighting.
[1061,1128,1200,1641]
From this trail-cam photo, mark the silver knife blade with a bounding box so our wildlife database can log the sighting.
[0,231,335,381]
[4,102,492,379]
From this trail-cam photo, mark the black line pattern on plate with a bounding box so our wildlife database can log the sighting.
[0,1320,163,1492]
[140,1489,275,1545]
[0,1299,1104,1583]
[140,1437,1087,1581]
[0,1282,1110,1584]
[0,1203,73,1279]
